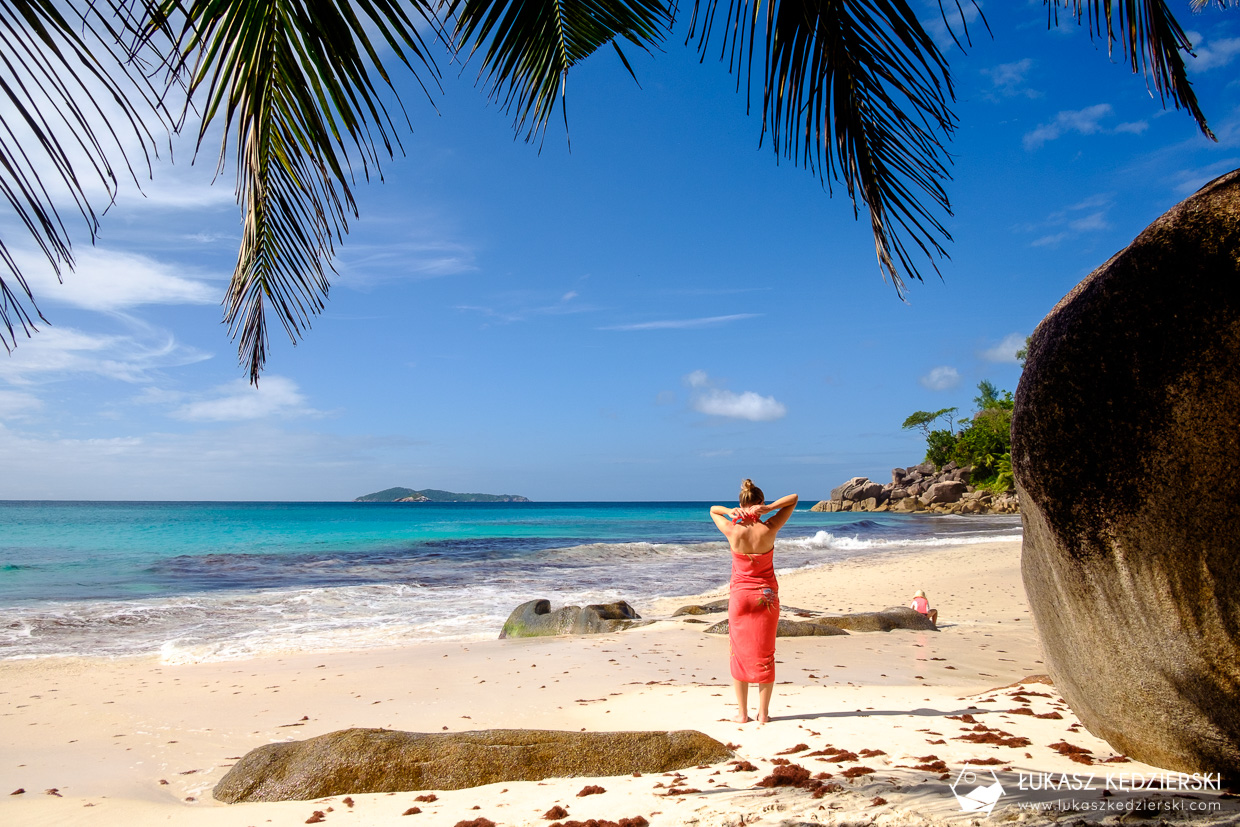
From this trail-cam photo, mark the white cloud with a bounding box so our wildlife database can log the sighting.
[16,248,217,312]
[693,389,787,421]
[919,366,961,391]
[0,390,42,419]
[171,376,319,422]
[1189,33,1240,71]
[601,314,759,331]
[561,291,578,302]
[1113,121,1149,135]
[1023,104,1114,150]
[982,58,1040,99]
[1031,232,1069,248]
[682,370,786,421]
[0,326,209,384]
[1070,211,1109,232]
[979,333,1027,364]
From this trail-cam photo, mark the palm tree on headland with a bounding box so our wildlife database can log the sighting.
[0,0,1229,381]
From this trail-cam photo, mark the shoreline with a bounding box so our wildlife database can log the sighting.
[0,518,1024,664]
[3,539,1236,826]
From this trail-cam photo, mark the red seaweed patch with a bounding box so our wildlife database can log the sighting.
[1049,742,1094,765]
[954,732,1031,748]
[776,743,810,755]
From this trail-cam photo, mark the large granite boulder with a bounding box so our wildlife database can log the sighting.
[813,607,937,633]
[213,728,732,802]
[830,476,867,502]
[1013,170,1240,779]
[499,600,648,638]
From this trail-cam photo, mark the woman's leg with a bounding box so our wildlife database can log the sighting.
[732,679,751,722]
[756,681,774,723]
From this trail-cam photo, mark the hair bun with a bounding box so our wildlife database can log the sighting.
[738,478,764,507]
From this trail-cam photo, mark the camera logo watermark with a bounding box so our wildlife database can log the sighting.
[950,768,1005,815]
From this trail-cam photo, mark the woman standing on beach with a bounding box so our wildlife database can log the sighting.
[710,481,798,723]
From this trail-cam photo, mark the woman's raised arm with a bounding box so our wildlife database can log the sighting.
[759,494,799,531]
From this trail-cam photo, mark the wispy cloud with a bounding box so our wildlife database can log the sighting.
[0,390,42,420]
[982,58,1041,100]
[0,326,209,385]
[339,239,478,285]
[16,248,217,312]
[1113,121,1149,136]
[979,333,1027,364]
[1024,104,1122,150]
[602,314,758,331]
[457,288,591,324]
[1187,31,1240,71]
[1170,157,1240,194]
[170,376,321,422]
[1020,194,1114,248]
[683,370,786,422]
[919,366,960,391]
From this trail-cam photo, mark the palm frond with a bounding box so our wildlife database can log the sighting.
[687,0,967,297]
[0,0,164,352]
[153,0,441,382]
[448,0,673,143]
[1048,1,1220,140]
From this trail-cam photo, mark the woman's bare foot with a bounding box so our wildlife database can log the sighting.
[757,713,771,723]
[733,713,751,723]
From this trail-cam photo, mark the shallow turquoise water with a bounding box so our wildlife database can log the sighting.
[0,501,1021,660]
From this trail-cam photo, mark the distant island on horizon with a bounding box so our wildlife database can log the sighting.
[354,487,531,503]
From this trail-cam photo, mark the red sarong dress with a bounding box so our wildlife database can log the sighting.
[729,549,779,683]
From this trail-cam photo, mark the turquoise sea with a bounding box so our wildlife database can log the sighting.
[0,501,1021,661]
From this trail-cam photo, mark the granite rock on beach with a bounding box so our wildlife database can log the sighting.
[499,600,651,639]
[813,465,1020,514]
[703,607,934,635]
[1015,169,1240,779]
[213,728,733,802]
[703,617,849,637]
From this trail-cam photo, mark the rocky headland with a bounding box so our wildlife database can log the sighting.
[811,462,1019,515]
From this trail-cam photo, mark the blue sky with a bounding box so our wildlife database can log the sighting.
[1,1,1238,501]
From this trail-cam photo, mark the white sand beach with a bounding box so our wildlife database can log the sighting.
[2,539,1235,826]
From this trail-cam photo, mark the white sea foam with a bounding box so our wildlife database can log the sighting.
[779,529,1021,551]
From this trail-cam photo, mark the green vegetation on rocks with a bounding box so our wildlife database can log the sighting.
[904,381,1014,491]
